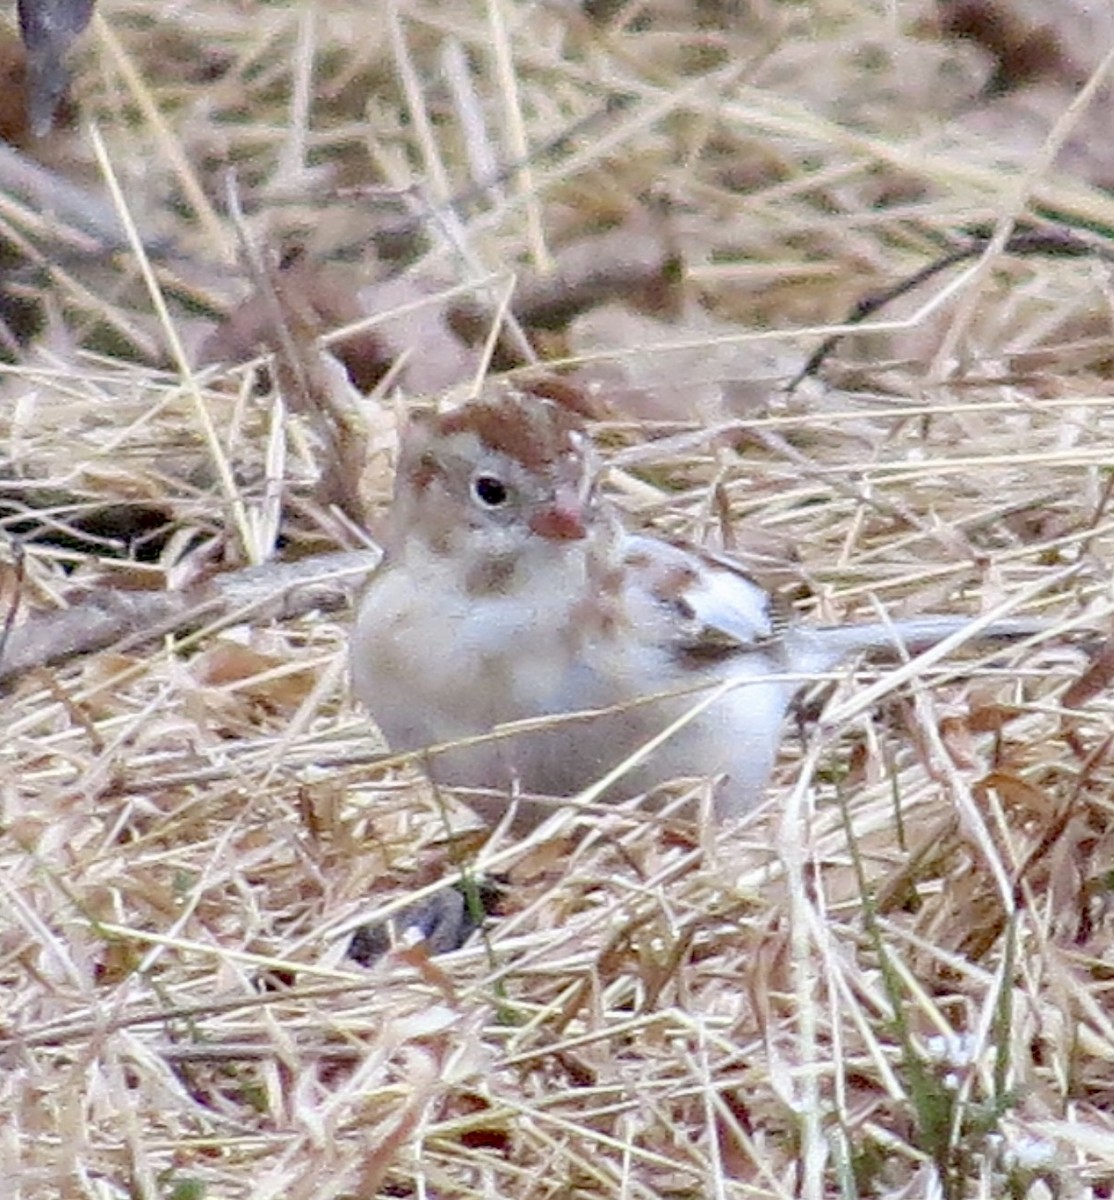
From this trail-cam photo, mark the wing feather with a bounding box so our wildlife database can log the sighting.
[620,534,791,656]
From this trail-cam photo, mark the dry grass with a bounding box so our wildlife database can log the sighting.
[3,1,1114,1197]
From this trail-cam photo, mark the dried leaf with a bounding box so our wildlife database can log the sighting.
[17,0,94,136]
[976,771,1057,819]
[569,303,806,422]
[965,698,1024,733]
[937,0,1109,89]
[1062,636,1114,710]
[450,1093,512,1153]
[191,641,316,710]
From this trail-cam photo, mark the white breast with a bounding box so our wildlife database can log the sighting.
[351,532,810,826]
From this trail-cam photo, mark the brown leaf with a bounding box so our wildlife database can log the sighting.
[939,711,981,770]
[450,1093,512,1153]
[200,253,376,522]
[976,770,1057,819]
[191,641,316,711]
[356,273,480,394]
[199,256,371,375]
[393,942,460,1003]
[1062,636,1114,710]
[568,303,805,422]
[94,938,140,986]
[937,0,1073,91]
[192,641,279,688]
[0,27,78,146]
[715,1088,755,1179]
[507,835,579,884]
[966,698,1024,733]
[937,0,1109,90]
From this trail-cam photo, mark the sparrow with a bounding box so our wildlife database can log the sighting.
[351,381,1041,830]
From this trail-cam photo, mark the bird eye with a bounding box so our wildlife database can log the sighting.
[472,474,509,508]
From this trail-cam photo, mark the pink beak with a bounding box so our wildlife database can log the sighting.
[529,495,587,541]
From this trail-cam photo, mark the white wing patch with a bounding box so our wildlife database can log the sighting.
[683,553,777,647]
[621,534,778,654]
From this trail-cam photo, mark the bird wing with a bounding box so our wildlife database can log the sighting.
[620,533,792,657]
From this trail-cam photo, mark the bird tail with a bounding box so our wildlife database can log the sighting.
[787,615,1047,675]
